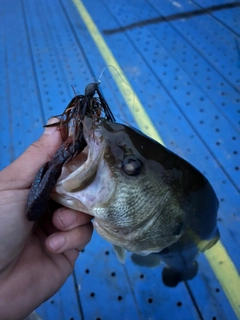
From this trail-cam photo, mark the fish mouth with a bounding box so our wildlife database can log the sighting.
[62,136,105,193]
[51,118,111,214]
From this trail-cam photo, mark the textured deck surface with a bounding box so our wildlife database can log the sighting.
[0,0,240,319]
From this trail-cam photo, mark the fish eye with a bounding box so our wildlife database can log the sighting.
[122,156,142,176]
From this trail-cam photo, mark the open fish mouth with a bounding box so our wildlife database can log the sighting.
[51,117,113,215]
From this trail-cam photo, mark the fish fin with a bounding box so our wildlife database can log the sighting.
[162,261,198,287]
[113,245,126,263]
[131,253,161,268]
[199,230,220,252]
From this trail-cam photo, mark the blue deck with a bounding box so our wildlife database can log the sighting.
[0,0,239,319]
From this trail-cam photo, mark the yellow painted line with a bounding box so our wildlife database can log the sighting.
[72,0,163,145]
[72,0,240,318]
[205,241,240,319]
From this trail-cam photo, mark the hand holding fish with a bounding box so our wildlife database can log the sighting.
[0,119,93,320]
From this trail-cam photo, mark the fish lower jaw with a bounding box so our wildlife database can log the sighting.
[50,192,91,214]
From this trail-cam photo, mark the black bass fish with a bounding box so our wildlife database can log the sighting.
[50,115,220,287]
[26,83,219,287]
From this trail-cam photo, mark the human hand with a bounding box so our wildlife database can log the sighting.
[0,120,93,320]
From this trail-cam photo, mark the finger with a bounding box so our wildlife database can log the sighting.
[52,207,92,231]
[36,223,80,267]
[62,249,80,269]
[46,222,93,253]
[0,118,64,188]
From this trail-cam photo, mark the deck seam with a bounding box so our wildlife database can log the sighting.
[20,0,46,124]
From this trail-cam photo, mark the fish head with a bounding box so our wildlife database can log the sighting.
[51,116,185,256]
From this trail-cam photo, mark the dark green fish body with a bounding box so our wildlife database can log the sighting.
[52,116,219,286]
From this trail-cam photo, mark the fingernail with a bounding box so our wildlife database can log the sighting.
[48,235,66,251]
[44,117,59,135]
[58,209,77,228]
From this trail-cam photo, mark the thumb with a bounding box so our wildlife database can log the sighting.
[0,118,64,189]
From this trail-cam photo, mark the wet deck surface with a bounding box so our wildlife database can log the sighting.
[0,0,240,319]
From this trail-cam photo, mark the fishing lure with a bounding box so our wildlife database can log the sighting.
[26,82,115,221]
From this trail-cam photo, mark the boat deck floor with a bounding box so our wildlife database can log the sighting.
[0,0,239,319]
